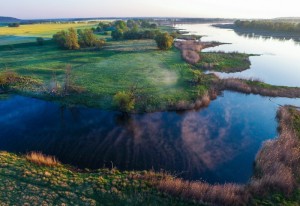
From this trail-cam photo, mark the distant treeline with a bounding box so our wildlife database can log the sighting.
[235,20,300,33]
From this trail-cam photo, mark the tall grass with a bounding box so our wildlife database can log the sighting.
[25,152,60,167]
[250,107,300,195]
[158,178,247,206]
[174,40,221,64]
[220,78,300,98]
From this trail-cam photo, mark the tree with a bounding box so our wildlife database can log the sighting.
[114,20,128,30]
[65,28,80,50]
[155,33,174,50]
[150,23,158,29]
[53,30,68,48]
[141,20,151,28]
[111,28,124,40]
[113,91,135,113]
[53,28,80,50]
[127,19,136,29]
[78,29,98,47]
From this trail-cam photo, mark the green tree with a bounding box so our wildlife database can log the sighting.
[111,28,124,40]
[150,23,158,29]
[53,29,80,50]
[78,29,98,47]
[155,33,174,50]
[65,28,80,50]
[113,91,135,113]
[114,20,128,30]
[53,30,67,48]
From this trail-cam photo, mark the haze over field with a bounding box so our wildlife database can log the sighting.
[1,0,300,19]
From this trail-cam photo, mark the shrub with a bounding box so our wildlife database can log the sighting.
[8,23,20,27]
[78,29,99,47]
[26,152,59,167]
[111,28,124,40]
[0,71,19,88]
[36,37,44,46]
[113,91,135,113]
[53,30,67,48]
[155,33,174,50]
[53,28,80,50]
[65,28,80,50]
[95,39,106,49]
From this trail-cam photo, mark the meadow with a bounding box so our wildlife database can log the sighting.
[0,22,98,45]
[0,37,203,111]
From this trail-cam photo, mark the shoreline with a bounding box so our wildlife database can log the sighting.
[1,106,299,205]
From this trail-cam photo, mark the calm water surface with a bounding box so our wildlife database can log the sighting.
[176,24,300,87]
[1,93,300,183]
[1,24,300,184]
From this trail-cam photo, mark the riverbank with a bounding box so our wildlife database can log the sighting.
[157,106,300,205]
[0,106,299,205]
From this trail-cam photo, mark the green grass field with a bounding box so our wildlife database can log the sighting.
[0,39,202,111]
[0,23,100,45]
[196,52,253,73]
[0,22,98,38]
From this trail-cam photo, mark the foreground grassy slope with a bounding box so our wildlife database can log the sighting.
[0,152,198,206]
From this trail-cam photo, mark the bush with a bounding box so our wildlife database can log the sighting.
[113,91,135,112]
[0,71,19,88]
[8,23,20,27]
[53,28,80,50]
[36,37,44,46]
[155,33,174,50]
[111,28,124,40]
[78,29,98,47]
[95,39,106,49]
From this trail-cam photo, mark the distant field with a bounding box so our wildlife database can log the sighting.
[0,22,97,38]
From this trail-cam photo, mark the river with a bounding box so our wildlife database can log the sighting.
[1,23,300,184]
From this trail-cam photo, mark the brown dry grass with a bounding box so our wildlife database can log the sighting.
[174,40,221,64]
[25,152,60,167]
[219,78,300,98]
[158,178,248,206]
[249,107,300,195]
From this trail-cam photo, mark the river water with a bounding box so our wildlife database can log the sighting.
[1,24,300,184]
[176,23,300,87]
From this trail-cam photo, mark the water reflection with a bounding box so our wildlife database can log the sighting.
[175,24,300,87]
[233,29,300,43]
[1,94,300,183]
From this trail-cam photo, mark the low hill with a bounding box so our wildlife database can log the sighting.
[0,16,21,23]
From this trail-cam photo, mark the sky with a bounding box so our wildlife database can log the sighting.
[1,0,300,19]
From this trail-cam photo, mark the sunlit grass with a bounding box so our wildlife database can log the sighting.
[25,151,60,167]
[0,22,97,38]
